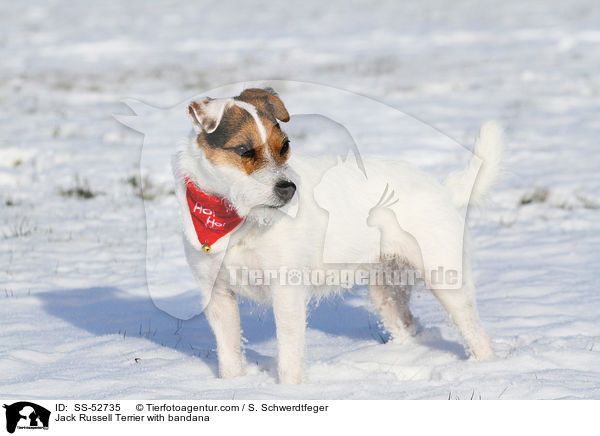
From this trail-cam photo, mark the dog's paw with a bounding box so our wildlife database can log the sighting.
[469,340,497,361]
[389,329,418,345]
[219,363,245,379]
[279,374,303,384]
[278,367,304,384]
[473,348,497,361]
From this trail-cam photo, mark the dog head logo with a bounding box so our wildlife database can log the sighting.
[3,402,50,434]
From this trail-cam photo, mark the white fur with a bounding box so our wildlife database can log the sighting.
[174,122,503,384]
[189,98,234,134]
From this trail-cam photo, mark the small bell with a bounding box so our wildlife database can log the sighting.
[201,243,211,253]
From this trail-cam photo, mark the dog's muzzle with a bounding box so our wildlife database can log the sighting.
[274,180,296,204]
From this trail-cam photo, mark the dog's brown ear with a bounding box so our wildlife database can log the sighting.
[238,88,290,122]
[187,97,233,134]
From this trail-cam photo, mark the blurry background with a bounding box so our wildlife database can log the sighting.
[1,0,599,399]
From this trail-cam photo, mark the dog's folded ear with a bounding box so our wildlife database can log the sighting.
[187,97,233,134]
[238,88,290,122]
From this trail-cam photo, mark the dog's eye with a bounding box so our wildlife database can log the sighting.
[280,139,290,156]
[233,144,255,158]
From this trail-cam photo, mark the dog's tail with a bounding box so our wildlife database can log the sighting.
[444,121,504,208]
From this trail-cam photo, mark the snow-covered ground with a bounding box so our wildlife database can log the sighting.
[1,0,600,399]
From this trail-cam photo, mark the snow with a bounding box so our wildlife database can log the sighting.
[1,0,600,399]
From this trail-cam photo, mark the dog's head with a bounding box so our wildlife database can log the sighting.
[186,88,295,215]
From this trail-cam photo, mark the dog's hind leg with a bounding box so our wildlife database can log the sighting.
[429,273,495,361]
[368,259,418,342]
[272,285,307,384]
[369,281,416,342]
[205,286,244,378]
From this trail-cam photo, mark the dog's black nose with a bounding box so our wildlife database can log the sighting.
[274,180,296,202]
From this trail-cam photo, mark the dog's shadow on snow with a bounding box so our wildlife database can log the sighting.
[39,287,466,379]
[38,287,224,376]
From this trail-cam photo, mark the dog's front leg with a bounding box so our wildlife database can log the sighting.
[272,285,307,384]
[205,286,244,378]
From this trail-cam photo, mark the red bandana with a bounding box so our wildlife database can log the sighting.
[185,178,244,251]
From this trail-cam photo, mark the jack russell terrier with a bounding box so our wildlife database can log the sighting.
[173,87,503,384]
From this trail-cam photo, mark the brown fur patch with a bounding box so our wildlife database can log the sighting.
[195,96,290,175]
[236,88,291,166]
[237,88,290,122]
[196,88,290,174]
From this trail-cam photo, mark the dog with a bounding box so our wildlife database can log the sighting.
[173,87,503,384]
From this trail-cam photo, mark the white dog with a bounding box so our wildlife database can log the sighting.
[173,88,503,384]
